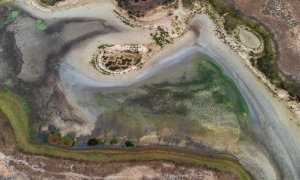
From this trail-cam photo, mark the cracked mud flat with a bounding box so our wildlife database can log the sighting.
[0,0,299,179]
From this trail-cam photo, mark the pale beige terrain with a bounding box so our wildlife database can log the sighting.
[239,29,261,49]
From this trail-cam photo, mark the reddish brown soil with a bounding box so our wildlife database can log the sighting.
[227,0,300,82]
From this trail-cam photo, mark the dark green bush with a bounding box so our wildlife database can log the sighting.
[110,137,118,145]
[125,140,135,147]
[87,138,98,146]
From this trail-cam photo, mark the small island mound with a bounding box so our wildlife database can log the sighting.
[90,44,149,75]
[238,29,261,49]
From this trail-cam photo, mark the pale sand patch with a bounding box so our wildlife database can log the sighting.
[0,153,14,178]
[104,165,218,180]
[0,161,14,178]
[104,166,159,180]
[239,29,261,49]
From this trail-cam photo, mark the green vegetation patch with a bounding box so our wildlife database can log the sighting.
[151,26,173,48]
[109,137,118,145]
[47,132,61,145]
[35,19,47,31]
[0,5,21,28]
[10,10,20,19]
[2,79,14,91]
[125,140,135,147]
[87,138,98,146]
[0,0,6,5]
[182,0,194,9]
[60,136,74,146]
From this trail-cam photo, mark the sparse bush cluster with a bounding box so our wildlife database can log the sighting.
[151,26,173,48]
[182,0,196,9]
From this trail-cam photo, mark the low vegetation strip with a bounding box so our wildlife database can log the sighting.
[0,92,251,180]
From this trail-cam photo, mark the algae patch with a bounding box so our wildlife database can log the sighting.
[35,19,47,31]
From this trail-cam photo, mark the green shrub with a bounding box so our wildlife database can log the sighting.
[60,136,74,146]
[47,132,61,145]
[87,138,98,146]
[282,81,300,100]
[35,20,47,31]
[109,137,118,145]
[2,79,13,91]
[174,104,189,115]
[182,0,194,9]
[125,140,135,147]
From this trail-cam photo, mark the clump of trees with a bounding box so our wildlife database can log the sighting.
[151,26,173,48]
[87,138,105,146]
[87,137,135,147]
[60,136,75,146]
[109,137,118,145]
[125,140,135,147]
[47,132,61,145]
[46,132,75,146]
